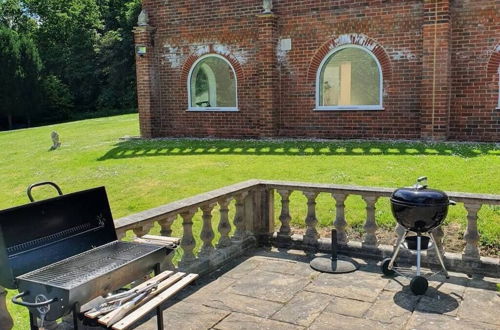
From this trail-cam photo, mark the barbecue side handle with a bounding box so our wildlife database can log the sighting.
[11,291,58,307]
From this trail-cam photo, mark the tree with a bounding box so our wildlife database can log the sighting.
[95,0,140,110]
[25,0,103,112]
[0,0,35,34]
[39,75,74,123]
[18,34,42,125]
[0,26,21,129]
[0,0,141,129]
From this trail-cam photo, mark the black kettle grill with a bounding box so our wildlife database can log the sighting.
[381,177,455,295]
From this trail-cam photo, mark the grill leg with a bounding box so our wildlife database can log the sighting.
[154,264,164,330]
[29,312,38,330]
[73,303,80,330]
[416,235,421,276]
[389,231,408,270]
[430,232,449,278]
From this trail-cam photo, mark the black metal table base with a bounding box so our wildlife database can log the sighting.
[310,229,359,274]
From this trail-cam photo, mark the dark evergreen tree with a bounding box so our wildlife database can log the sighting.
[0,27,21,129]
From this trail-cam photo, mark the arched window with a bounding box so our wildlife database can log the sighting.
[316,45,383,110]
[188,55,238,111]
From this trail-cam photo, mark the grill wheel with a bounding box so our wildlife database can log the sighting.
[410,276,429,295]
[381,258,397,276]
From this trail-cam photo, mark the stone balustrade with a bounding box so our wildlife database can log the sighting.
[114,179,272,274]
[2,179,498,329]
[113,179,499,274]
[263,181,499,265]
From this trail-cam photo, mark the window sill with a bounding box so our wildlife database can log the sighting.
[187,108,239,112]
[314,106,385,111]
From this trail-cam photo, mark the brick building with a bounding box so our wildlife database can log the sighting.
[134,0,500,142]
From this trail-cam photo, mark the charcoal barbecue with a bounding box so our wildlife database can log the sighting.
[381,177,455,295]
[0,182,175,329]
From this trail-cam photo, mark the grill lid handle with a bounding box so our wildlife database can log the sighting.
[11,291,58,308]
[27,181,63,202]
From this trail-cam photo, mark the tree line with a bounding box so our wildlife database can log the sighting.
[0,0,141,130]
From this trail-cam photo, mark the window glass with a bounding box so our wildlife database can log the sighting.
[319,47,381,106]
[190,57,237,108]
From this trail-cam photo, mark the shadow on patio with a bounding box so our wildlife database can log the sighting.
[98,139,500,161]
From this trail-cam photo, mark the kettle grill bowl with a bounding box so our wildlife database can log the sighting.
[391,201,449,233]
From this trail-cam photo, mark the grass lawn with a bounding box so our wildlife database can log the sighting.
[1,113,499,328]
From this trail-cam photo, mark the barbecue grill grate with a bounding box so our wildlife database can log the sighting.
[7,223,94,256]
[17,241,161,289]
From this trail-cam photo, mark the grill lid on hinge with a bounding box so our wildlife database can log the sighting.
[0,187,117,289]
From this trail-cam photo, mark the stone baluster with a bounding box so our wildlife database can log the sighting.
[158,214,177,237]
[217,198,232,248]
[395,223,406,245]
[463,203,481,260]
[116,228,127,240]
[0,286,13,330]
[199,203,216,258]
[428,226,445,261]
[362,196,379,246]
[179,210,197,268]
[157,214,178,270]
[233,192,249,240]
[303,191,319,245]
[277,189,292,239]
[132,223,153,238]
[332,193,348,244]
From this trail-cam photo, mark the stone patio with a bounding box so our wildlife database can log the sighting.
[136,248,500,330]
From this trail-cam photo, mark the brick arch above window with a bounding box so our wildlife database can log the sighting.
[486,45,500,76]
[181,49,244,84]
[307,34,392,83]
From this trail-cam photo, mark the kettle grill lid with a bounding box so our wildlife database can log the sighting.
[391,177,449,206]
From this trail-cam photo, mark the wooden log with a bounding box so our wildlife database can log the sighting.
[134,235,180,246]
[111,273,199,330]
[98,272,186,327]
[84,271,174,319]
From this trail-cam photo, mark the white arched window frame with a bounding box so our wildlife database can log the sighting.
[187,54,239,112]
[315,44,384,111]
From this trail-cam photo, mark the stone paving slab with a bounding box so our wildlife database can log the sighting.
[270,291,331,326]
[309,311,395,330]
[305,270,389,302]
[325,296,372,318]
[135,248,500,330]
[457,286,500,325]
[139,302,229,330]
[197,292,283,318]
[225,268,309,303]
[364,290,419,326]
[405,311,499,330]
[213,312,305,330]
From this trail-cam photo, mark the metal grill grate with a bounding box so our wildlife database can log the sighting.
[7,223,93,255]
[18,241,162,289]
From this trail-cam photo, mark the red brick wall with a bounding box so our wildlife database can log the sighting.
[449,0,500,142]
[135,0,499,142]
[274,0,423,139]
